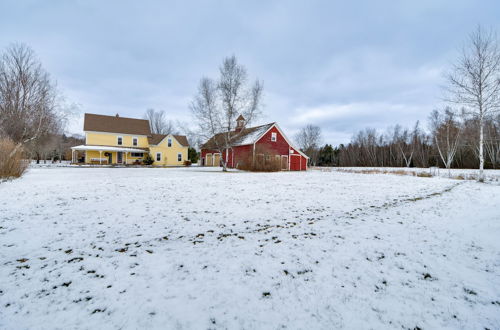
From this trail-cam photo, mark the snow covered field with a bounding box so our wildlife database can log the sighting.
[1,167,499,329]
[330,166,500,182]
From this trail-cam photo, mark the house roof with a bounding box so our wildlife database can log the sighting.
[148,134,167,145]
[173,135,190,147]
[84,113,151,135]
[202,123,275,149]
[148,133,190,147]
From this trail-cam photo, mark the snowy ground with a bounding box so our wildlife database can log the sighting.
[1,167,499,329]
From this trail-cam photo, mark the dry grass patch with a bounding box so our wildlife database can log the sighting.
[0,138,29,179]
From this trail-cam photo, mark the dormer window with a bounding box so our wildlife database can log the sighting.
[117,136,123,145]
[168,138,172,147]
[132,137,138,146]
[271,132,277,142]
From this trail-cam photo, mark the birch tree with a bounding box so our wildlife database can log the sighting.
[430,108,462,176]
[447,26,500,181]
[190,55,263,171]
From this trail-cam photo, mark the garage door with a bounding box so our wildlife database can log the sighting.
[214,153,221,167]
[290,155,301,171]
[206,154,212,166]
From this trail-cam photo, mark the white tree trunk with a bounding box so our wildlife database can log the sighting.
[479,116,484,181]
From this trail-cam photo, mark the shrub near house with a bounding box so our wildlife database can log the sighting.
[71,113,189,165]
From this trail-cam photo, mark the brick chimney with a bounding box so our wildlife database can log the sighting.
[235,115,245,132]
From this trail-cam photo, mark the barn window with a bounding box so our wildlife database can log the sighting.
[117,136,123,145]
[271,132,277,142]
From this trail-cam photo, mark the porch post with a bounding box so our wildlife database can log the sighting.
[99,150,102,164]
[125,152,127,165]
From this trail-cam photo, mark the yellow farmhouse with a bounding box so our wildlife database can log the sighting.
[71,113,189,166]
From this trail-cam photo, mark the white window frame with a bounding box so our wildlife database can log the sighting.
[168,138,172,147]
[156,152,162,162]
[177,153,182,162]
[132,137,138,146]
[117,136,123,146]
[271,132,277,142]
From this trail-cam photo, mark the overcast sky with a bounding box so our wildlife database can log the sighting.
[1,0,499,145]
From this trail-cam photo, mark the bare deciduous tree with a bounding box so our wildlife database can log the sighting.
[190,55,263,171]
[0,43,62,157]
[295,124,322,166]
[144,108,175,134]
[430,107,462,176]
[484,114,500,168]
[447,26,500,181]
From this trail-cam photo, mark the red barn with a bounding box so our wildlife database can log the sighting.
[201,116,309,171]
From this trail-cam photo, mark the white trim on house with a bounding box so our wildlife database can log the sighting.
[117,136,123,146]
[71,145,146,153]
[177,152,182,162]
[132,136,138,146]
[155,152,162,162]
[271,132,277,142]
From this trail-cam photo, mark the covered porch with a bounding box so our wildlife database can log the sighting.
[70,145,148,165]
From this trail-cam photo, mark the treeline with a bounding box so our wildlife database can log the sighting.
[323,113,499,169]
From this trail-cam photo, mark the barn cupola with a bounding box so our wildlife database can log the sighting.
[235,114,245,132]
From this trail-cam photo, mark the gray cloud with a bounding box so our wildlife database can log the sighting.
[1,0,499,145]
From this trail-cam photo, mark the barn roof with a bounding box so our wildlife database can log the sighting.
[84,113,151,135]
[202,123,275,149]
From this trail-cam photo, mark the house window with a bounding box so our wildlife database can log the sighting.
[132,137,138,146]
[168,138,172,147]
[156,152,161,161]
[271,132,277,142]
[117,136,123,145]
[131,152,143,157]
[178,153,182,161]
